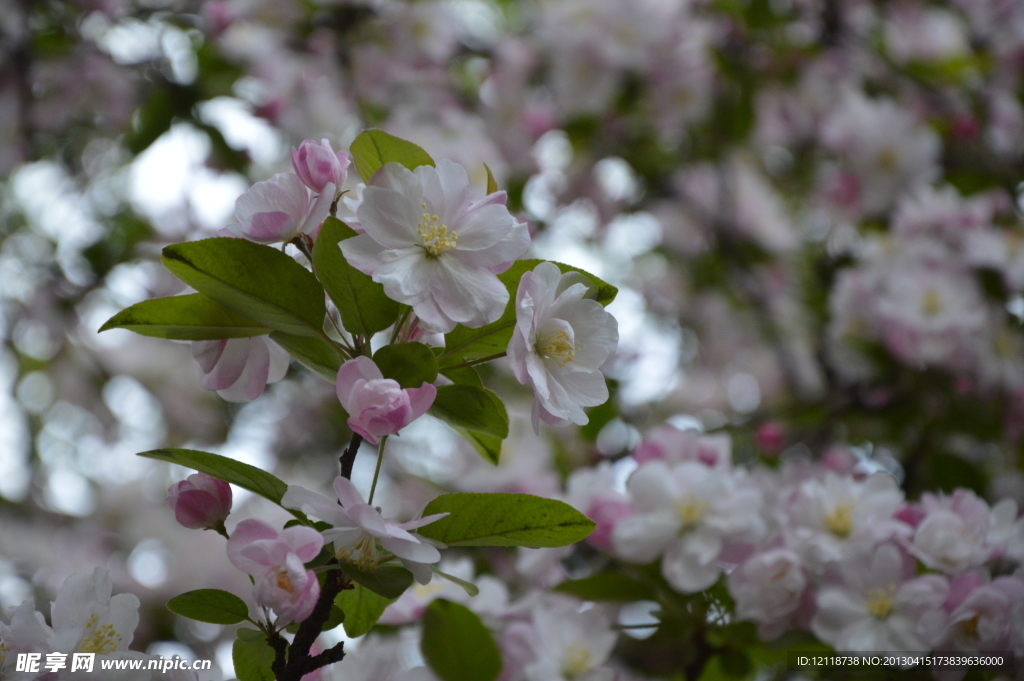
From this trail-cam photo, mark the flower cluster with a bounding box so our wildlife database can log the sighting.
[557,426,1024,661]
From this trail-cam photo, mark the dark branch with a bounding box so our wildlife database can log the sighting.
[340,433,363,480]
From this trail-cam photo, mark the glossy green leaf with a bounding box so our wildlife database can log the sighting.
[233,629,276,681]
[138,448,290,508]
[268,331,345,382]
[313,217,399,335]
[417,493,595,547]
[350,129,435,183]
[335,584,393,638]
[438,259,617,365]
[421,599,501,681]
[430,385,508,439]
[374,342,439,388]
[99,293,270,340]
[162,238,326,338]
[167,589,250,624]
[338,561,414,599]
[554,572,658,602]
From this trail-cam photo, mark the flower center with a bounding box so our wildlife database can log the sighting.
[336,532,380,571]
[961,614,981,640]
[79,615,121,655]
[276,568,296,594]
[536,330,576,366]
[865,585,896,620]
[921,288,943,317]
[562,643,593,678]
[877,146,899,171]
[823,503,853,538]
[676,497,709,528]
[418,204,457,257]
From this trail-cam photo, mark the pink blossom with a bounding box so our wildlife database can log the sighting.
[335,356,436,445]
[728,548,811,640]
[291,138,349,194]
[226,519,324,626]
[165,473,232,530]
[225,173,334,244]
[940,575,1024,652]
[911,489,993,574]
[811,543,949,652]
[191,336,290,402]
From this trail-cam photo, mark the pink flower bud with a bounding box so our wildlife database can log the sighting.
[291,139,349,194]
[335,356,437,445]
[756,422,785,454]
[165,473,232,530]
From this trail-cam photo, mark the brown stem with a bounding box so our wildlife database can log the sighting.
[340,433,363,480]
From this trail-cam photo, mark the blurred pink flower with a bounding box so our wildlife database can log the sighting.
[191,336,290,402]
[335,356,436,445]
[165,473,232,530]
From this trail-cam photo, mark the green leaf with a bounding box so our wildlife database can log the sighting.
[421,599,501,681]
[335,584,393,637]
[167,589,250,624]
[99,293,271,340]
[430,386,508,439]
[268,331,344,382]
[233,629,276,681]
[417,493,595,547]
[438,259,617,365]
[484,163,498,195]
[439,364,482,388]
[453,427,503,465]
[162,238,327,338]
[138,448,287,506]
[554,572,658,602]
[338,561,414,599]
[350,129,435,183]
[374,342,439,388]
[313,217,399,335]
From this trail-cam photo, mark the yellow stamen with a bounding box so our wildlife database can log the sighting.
[921,288,943,317]
[536,330,576,366]
[563,643,593,678]
[79,615,121,655]
[276,569,296,594]
[417,207,457,257]
[676,498,709,528]
[865,585,896,619]
[877,146,899,171]
[337,532,380,571]
[823,503,853,538]
[962,614,981,640]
